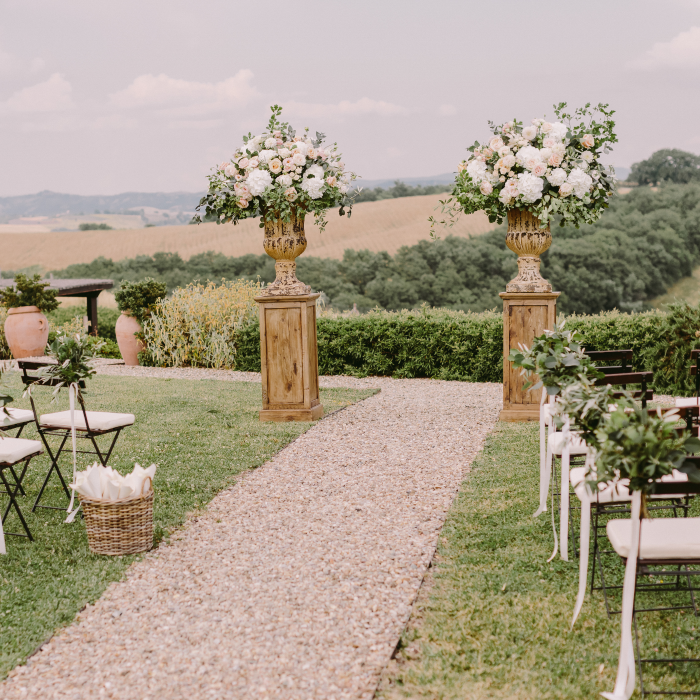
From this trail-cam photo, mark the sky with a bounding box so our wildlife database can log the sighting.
[0,0,699,196]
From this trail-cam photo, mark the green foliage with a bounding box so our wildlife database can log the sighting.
[0,273,59,312]
[351,180,451,203]
[35,333,102,400]
[0,308,10,360]
[114,278,167,323]
[45,307,120,342]
[508,321,602,396]
[236,308,504,380]
[0,357,12,411]
[78,223,113,230]
[629,149,700,186]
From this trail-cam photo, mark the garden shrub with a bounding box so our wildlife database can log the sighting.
[143,280,259,368]
[0,308,9,360]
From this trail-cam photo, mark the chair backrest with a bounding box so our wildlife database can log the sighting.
[593,370,654,408]
[17,361,86,390]
[584,349,634,376]
[652,405,700,437]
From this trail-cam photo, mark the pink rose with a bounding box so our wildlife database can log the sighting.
[284,187,298,202]
[307,147,317,159]
[581,134,595,149]
[269,159,282,174]
[482,148,494,159]
[479,181,493,195]
[532,162,547,177]
[238,157,249,169]
[248,157,259,169]
[219,161,230,171]
[326,175,337,187]
[238,198,249,208]
[547,154,563,167]
[273,130,282,138]
[283,158,295,172]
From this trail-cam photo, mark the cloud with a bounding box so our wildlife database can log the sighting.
[3,73,74,113]
[628,26,700,69]
[109,70,258,116]
[286,97,408,119]
[439,103,457,117]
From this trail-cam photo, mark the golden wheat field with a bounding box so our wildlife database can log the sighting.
[1,194,496,271]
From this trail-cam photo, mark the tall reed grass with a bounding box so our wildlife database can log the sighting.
[142,280,259,369]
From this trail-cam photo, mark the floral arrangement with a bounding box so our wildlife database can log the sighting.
[508,321,603,396]
[434,103,618,231]
[194,105,357,233]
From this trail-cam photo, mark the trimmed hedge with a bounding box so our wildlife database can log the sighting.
[234,305,700,395]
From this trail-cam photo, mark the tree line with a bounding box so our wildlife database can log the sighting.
[48,182,700,316]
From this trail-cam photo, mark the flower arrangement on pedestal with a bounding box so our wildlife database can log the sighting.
[194,104,356,233]
[194,105,357,296]
[434,103,618,293]
[443,102,618,228]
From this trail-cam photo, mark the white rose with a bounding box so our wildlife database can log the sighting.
[224,164,237,178]
[517,172,544,203]
[503,179,519,198]
[546,168,567,186]
[524,156,541,171]
[339,184,348,194]
[522,125,538,141]
[293,141,310,156]
[257,149,276,164]
[552,143,566,157]
[292,152,306,166]
[539,148,552,161]
[278,148,291,158]
[498,146,511,157]
[480,181,493,195]
[246,169,273,196]
[248,157,259,169]
[541,122,553,134]
[277,173,293,187]
[502,154,516,168]
[567,168,593,198]
[264,137,277,149]
[559,182,574,197]
[268,158,283,174]
[580,151,594,163]
[499,190,513,205]
[531,162,547,177]
[489,136,504,151]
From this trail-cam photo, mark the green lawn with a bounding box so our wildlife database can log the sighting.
[0,373,376,679]
[378,422,700,699]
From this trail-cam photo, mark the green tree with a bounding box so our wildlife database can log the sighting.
[629,149,700,186]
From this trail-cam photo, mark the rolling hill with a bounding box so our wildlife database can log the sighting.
[2,194,495,272]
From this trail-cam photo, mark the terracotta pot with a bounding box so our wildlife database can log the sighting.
[505,208,552,293]
[260,211,311,297]
[115,311,145,366]
[4,306,49,358]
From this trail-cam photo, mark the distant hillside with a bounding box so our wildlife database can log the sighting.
[0,194,496,272]
[0,190,204,223]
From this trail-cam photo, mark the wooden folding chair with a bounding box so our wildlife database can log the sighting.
[19,360,135,512]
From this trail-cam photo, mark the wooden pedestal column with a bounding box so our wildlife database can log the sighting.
[499,291,560,422]
[256,292,323,422]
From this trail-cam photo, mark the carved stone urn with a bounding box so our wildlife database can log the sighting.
[505,208,552,293]
[261,210,311,297]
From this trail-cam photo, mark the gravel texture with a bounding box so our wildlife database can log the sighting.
[1,373,501,699]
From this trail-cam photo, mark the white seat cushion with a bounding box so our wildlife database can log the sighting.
[571,467,689,504]
[0,437,42,464]
[0,408,34,428]
[39,411,135,431]
[607,517,700,560]
[676,397,699,408]
[549,431,588,455]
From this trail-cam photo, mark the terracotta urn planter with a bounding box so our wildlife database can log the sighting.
[115,311,145,366]
[260,211,311,297]
[4,306,50,358]
[505,208,552,293]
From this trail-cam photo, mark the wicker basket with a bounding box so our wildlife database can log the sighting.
[80,481,154,556]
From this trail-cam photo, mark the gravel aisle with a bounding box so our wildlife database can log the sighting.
[2,376,501,700]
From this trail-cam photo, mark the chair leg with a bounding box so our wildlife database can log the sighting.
[32,432,71,511]
[0,467,33,541]
[7,465,26,497]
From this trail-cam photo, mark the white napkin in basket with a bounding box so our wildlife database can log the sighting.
[70,462,156,502]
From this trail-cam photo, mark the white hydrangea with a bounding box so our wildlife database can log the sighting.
[517,173,544,203]
[567,168,593,198]
[515,145,541,166]
[303,164,325,181]
[548,122,568,141]
[301,177,325,199]
[466,159,487,183]
[257,149,276,163]
[246,169,273,196]
[546,168,567,186]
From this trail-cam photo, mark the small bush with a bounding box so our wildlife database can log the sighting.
[143,280,259,368]
[0,273,59,312]
[0,308,10,360]
[79,223,112,230]
[115,278,167,323]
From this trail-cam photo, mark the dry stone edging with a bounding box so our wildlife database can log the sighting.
[2,369,501,699]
